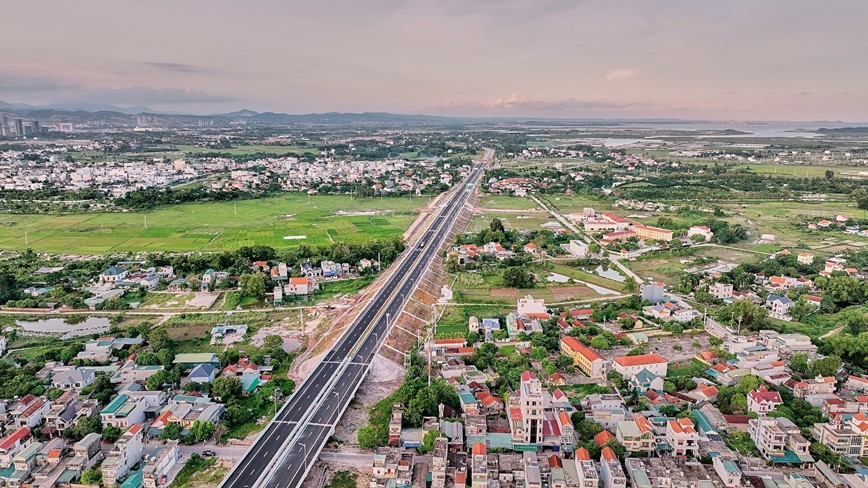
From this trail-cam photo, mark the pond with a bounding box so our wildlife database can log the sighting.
[593,265,626,283]
[16,317,110,340]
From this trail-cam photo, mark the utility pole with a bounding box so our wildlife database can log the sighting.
[144,216,148,229]
[24,231,28,245]
[234,203,237,216]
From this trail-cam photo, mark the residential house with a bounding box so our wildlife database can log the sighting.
[99,266,129,284]
[517,295,547,317]
[574,448,600,488]
[687,226,714,242]
[0,428,31,467]
[9,395,50,430]
[749,416,813,464]
[142,441,180,488]
[794,376,837,399]
[616,416,654,453]
[172,353,220,370]
[766,295,794,319]
[102,424,145,487]
[51,367,96,391]
[518,371,544,445]
[471,442,488,488]
[709,283,733,300]
[747,387,783,415]
[712,455,743,488]
[285,277,317,296]
[600,447,626,488]
[640,282,665,304]
[100,394,146,429]
[666,418,699,457]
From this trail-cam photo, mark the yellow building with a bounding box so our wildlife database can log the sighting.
[560,336,605,377]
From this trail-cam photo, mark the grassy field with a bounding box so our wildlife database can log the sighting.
[731,163,868,179]
[435,304,515,338]
[0,194,426,254]
[467,213,554,233]
[175,144,320,156]
[476,195,541,211]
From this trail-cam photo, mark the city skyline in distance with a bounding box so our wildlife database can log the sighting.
[2,0,867,121]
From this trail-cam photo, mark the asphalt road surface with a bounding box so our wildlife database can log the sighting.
[220,163,485,488]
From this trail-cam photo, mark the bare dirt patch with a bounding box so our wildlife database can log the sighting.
[490,288,518,298]
[550,286,593,300]
[332,354,405,446]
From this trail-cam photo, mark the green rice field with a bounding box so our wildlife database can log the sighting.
[0,194,426,254]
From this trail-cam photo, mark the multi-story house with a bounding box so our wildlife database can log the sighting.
[9,395,50,430]
[747,387,783,415]
[600,447,626,488]
[811,413,868,458]
[471,442,488,488]
[102,424,144,487]
[666,418,699,457]
[100,393,146,429]
[519,371,544,445]
[709,283,733,300]
[617,415,655,453]
[142,441,181,488]
[793,376,837,399]
[749,417,813,463]
[574,448,599,488]
[0,427,32,467]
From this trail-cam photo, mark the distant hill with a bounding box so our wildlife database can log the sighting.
[816,127,868,135]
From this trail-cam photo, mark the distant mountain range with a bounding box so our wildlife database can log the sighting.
[0,98,862,129]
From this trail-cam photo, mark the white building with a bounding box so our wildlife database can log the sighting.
[517,295,546,317]
[569,240,589,258]
[709,283,733,300]
[687,225,714,242]
[665,418,699,457]
[102,424,144,487]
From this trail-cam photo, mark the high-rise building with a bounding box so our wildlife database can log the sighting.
[519,371,544,444]
[13,119,24,136]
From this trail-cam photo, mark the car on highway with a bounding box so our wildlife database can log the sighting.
[202,450,216,458]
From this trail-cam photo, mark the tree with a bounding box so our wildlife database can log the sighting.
[729,393,748,414]
[212,376,243,402]
[854,188,868,210]
[147,327,173,352]
[490,218,505,233]
[576,420,603,440]
[80,468,102,485]
[605,439,627,459]
[790,352,808,374]
[589,243,601,254]
[502,267,534,288]
[239,272,267,299]
[716,300,768,332]
[571,411,586,426]
[102,425,122,442]
[162,422,183,440]
[419,430,442,454]
[617,317,635,331]
[808,356,842,377]
[146,370,169,391]
[624,276,638,293]
[825,170,835,180]
[663,381,676,393]
[90,374,116,405]
[590,336,610,350]
[357,424,388,448]
[262,335,287,361]
[64,415,102,441]
[188,420,215,443]
[531,346,547,361]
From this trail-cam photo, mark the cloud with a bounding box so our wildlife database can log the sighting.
[142,62,218,74]
[438,94,651,113]
[0,73,233,107]
[605,69,639,81]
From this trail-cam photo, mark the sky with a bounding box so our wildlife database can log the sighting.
[2,1,867,120]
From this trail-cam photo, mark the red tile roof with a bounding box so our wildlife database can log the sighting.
[613,353,667,367]
[561,336,603,361]
[0,428,30,451]
[601,446,618,461]
[472,442,486,456]
[595,430,615,447]
[576,447,591,460]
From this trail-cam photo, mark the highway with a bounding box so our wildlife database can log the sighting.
[220,157,487,488]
